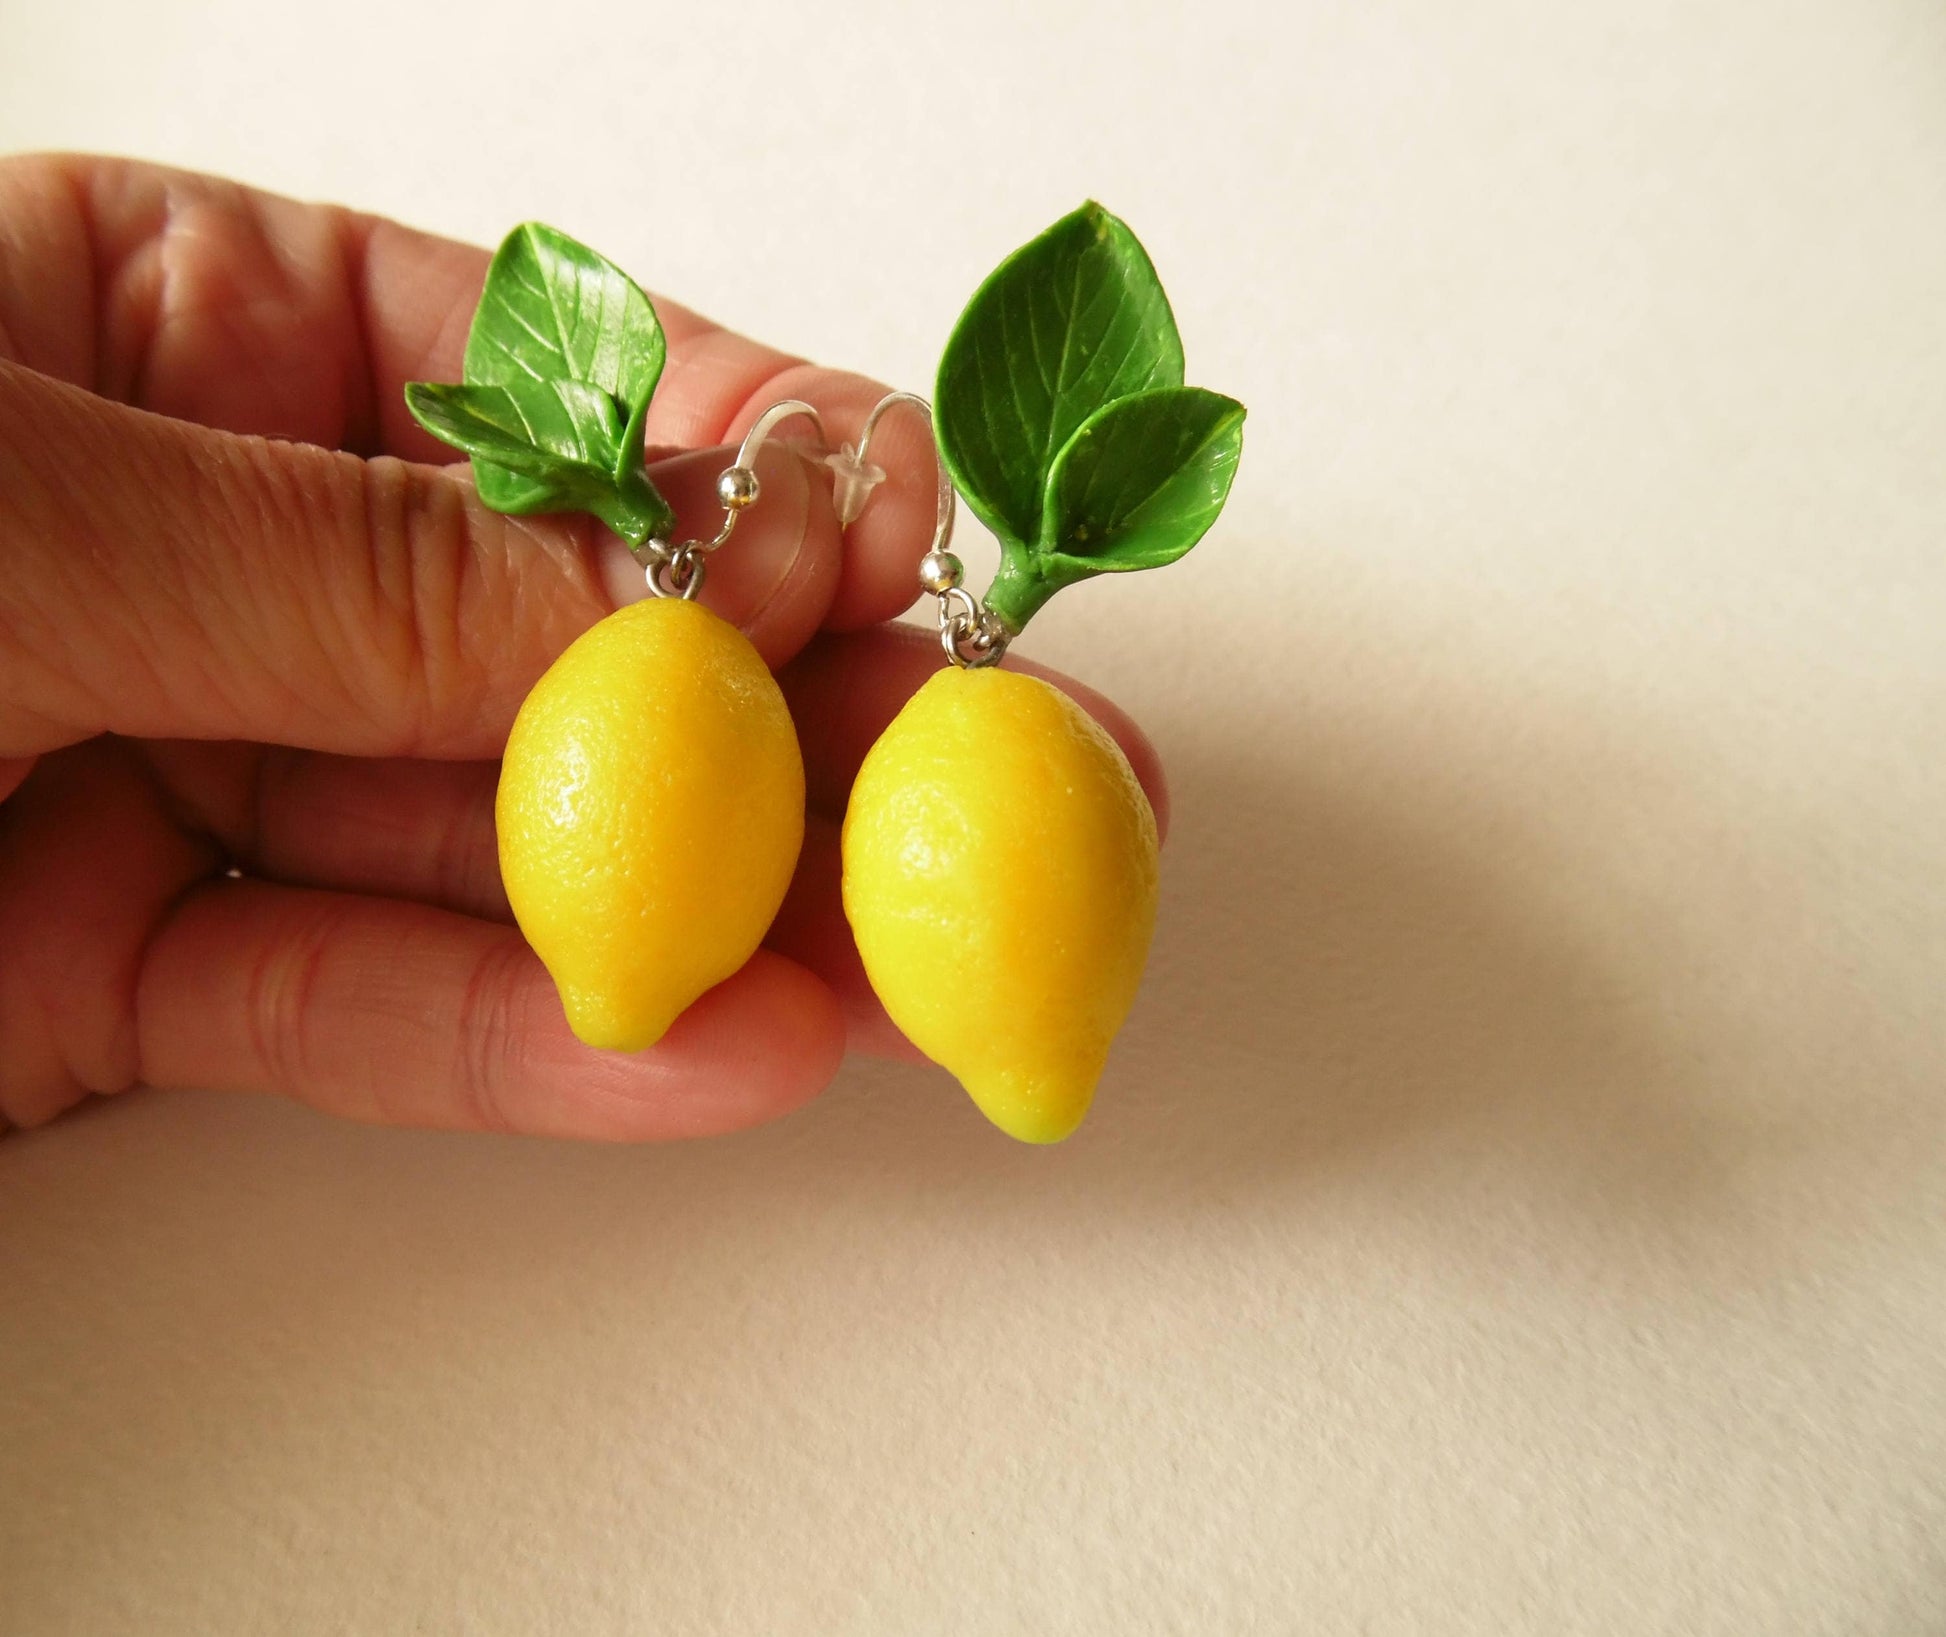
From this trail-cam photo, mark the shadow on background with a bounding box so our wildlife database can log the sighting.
[1122,731,1714,1184]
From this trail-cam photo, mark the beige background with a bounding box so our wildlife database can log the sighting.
[4,0,1945,1630]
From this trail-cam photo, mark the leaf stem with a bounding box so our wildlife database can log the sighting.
[982,550,1060,635]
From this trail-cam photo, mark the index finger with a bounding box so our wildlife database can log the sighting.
[0,153,934,630]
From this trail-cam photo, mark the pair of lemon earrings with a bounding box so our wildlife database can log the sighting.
[405,203,1245,1143]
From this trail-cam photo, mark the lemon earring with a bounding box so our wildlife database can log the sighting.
[839,204,1245,1145]
[835,397,1165,1147]
[402,223,830,1051]
[491,384,927,1052]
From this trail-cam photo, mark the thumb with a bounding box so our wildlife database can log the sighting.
[0,358,846,763]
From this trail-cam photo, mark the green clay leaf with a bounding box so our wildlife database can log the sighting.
[463,222,666,418]
[1038,387,1245,573]
[404,223,671,546]
[935,201,1184,553]
[405,380,615,478]
[403,380,673,546]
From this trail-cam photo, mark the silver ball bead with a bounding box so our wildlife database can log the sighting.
[716,466,760,510]
[917,550,964,595]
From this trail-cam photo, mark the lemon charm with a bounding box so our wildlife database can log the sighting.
[405,227,828,1051]
[497,596,802,1051]
[843,666,1158,1142]
[842,202,1244,1143]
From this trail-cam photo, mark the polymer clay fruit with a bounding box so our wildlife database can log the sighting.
[496,596,803,1051]
[842,667,1158,1143]
[406,226,808,1051]
[841,202,1243,1143]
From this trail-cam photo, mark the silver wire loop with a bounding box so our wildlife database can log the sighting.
[935,585,979,632]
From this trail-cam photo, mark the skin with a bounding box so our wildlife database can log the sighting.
[0,155,1168,1143]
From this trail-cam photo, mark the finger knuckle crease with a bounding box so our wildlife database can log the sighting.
[244,906,336,1094]
[453,939,523,1135]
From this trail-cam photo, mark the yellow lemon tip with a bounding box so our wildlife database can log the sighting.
[964,1077,1096,1145]
[561,992,678,1055]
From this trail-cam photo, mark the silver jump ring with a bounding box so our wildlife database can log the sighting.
[648,544,705,600]
[941,608,1005,668]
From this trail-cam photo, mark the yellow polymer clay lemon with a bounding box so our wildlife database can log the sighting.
[497,597,803,1052]
[841,666,1159,1143]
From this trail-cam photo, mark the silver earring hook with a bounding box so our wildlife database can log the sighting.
[732,398,829,475]
[839,390,956,558]
[640,399,830,600]
[821,391,1004,667]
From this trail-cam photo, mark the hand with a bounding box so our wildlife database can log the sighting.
[0,156,1166,1141]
